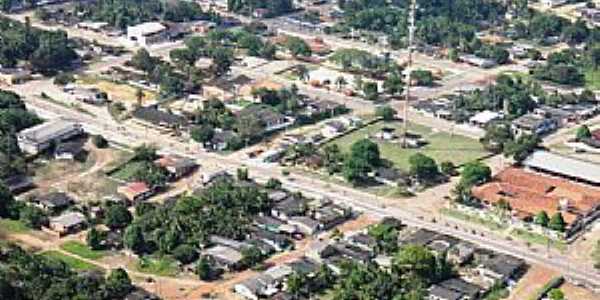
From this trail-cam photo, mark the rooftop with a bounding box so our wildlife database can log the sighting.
[18,119,81,143]
[523,150,600,186]
[51,212,86,227]
[127,22,166,36]
[472,167,600,225]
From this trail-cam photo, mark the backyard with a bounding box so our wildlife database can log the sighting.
[327,120,489,171]
[42,250,103,271]
[60,240,107,260]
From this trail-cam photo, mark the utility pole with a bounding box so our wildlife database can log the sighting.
[403,0,417,147]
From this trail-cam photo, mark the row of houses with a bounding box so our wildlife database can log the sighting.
[234,217,526,300]
[412,95,600,137]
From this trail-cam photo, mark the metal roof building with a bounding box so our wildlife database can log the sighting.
[523,150,600,186]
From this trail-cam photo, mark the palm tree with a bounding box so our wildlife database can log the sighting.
[335,76,347,91]
[295,65,310,82]
[135,88,144,107]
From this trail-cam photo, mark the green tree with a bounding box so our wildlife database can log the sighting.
[87,227,103,250]
[394,245,437,283]
[105,204,133,230]
[383,72,404,98]
[265,178,282,189]
[448,48,459,62]
[459,161,491,187]
[191,125,215,144]
[285,36,312,58]
[362,81,379,101]
[240,246,264,268]
[19,206,47,229]
[105,268,133,299]
[408,153,439,182]
[173,244,198,264]
[196,256,216,281]
[0,182,15,218]
[123,225,146,254]
[375,105,397,121]
[504,134,540,162]
[547,288,565,300]
[549,212,566,232]
[576,125,592,141]
[92,135,108,148]
[534,211,549,227]
[350,139,381,167]
[440,161,457,176]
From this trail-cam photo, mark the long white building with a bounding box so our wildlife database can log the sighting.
[17,119,83,155]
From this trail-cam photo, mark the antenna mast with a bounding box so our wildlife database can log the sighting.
[403,0,416,147]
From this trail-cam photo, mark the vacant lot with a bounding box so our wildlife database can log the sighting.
[560,282,600,300]
[42,250,103,271]
[60,241,107,260]
[111,160,146,182]
[133,256,179,277]
[328,121,489,171]
[77,76,157,105]
[0,219,29,235]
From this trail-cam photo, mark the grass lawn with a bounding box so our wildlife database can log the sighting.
[111,161,146,181]
[60,241,106,260]
[511,229,567,252]
[42,251,102,271]
[134,256,178,277]
[328,121,489,171]
[440,208,507,231]
[585,68,600,90]
[0,219,30,234]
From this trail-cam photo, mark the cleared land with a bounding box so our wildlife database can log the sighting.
[42,250,102,271]
[60,241,107,260]
[133,256,179,277]
[77,75,157,105]
[328,120,489,171]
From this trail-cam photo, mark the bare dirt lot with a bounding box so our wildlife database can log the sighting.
[507,264,559,300]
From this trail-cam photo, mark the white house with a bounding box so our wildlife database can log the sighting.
[127,22,167,47]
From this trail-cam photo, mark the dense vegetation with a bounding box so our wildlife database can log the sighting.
[0,243,135,300]
[0,17,77,74]
[0,90,41,180]
[123,178,271,256]
[73,0,216,28]
[227,0,294,17]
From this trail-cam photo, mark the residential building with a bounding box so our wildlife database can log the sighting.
[438,278,482,300]
[321,120,346,137]
[132,106,187,130]
[154,155,197,180]
[459,55,497,69]
[3,175,34,194]
[203,75,253,101]
[126,22,168,47]
[511,113,557,137]
[429,285,463,300]
[477,254,525,285]
[34,192,74,213]
[250,228,291,252]
[271,195,308,220]
[54,141,85,160]
[288,216,320,235]
[447,242,476,266]
[17,119,84,155]
[240,105,291,132]
[203,245,244,271]
[48,212,86,236]
[469,110,502,128]
[541,0,567,8]
[0,68,31,85]
[206,129,237,151]
[117,182,154,203]
[234,274,278,300]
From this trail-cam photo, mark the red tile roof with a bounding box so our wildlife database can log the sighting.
[471,167,600,225]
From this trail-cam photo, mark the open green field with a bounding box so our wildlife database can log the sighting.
[327,121,489,171]
[0,219,30,234]
[111,161,146,181]
[60,241,106,260]
[134,256,178,277]
[42,251,102,271]
[511,229,567,252]
[585,68,600,90]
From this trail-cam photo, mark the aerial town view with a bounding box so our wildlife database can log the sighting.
[2,0,600,299]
